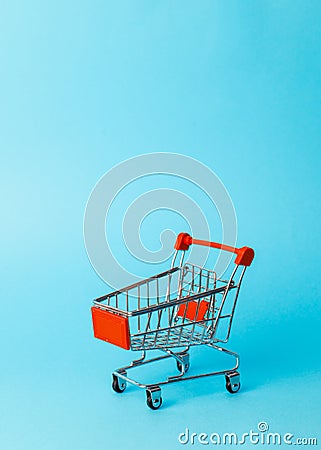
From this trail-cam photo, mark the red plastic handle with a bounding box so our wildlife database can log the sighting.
[174,233,254,267]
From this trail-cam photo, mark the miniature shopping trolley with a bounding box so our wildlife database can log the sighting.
[91,232,254,409]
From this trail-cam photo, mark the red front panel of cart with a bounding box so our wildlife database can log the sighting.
[91,307,130,350]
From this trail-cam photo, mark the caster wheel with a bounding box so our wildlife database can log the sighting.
[177,361,190,374]
[112,372,127,393]
[225,372,241,394]
[176,352,190,374]
[146,387,162,410]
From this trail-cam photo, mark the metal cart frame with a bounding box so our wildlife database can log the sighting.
[91,232,254,409]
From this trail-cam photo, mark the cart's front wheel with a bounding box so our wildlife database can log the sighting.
[146,387,162,410]
[112,372,127,393]
[225,372,241,394]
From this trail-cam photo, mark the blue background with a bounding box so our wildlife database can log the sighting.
[1,1,321,448]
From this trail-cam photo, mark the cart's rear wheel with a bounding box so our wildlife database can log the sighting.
[176,361,190,374]
[176,352,190,374]
[225,372,241,394]
[112,372,127,393]
[146,387,162,410]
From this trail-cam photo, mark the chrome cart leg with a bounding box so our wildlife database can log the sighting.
[209,343,240,370]
[209,343,241,394]
[131,351,146,366]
